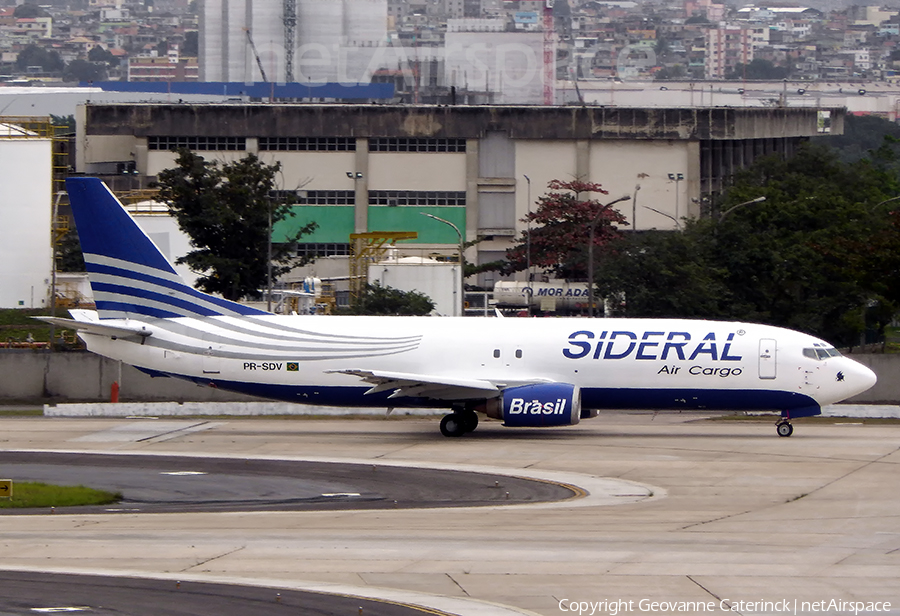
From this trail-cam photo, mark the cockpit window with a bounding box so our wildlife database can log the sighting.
[803,347,842,360]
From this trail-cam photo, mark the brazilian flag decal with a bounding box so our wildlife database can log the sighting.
[286,362,299,372]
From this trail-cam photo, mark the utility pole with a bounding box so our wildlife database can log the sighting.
[587,195,630,318]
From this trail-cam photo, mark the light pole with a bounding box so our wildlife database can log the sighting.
[266,198,273,312]
[868,194,900,213]
[421,212,464,317]
[668,172,683,225]
[587,195,630,318]
[643,205,681,229]
[717,195,766,224]
[632,183,641,231]
[523,174,532,279]
[523,174,532,315]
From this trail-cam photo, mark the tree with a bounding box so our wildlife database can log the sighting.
[725,59,789,80]
[88,46,117,68]
[596,225,735,319]
[56,229,85,272]
[348,282,435,315]
[597,144,900,346]
[816,113,900,165]
[182,31,199,57]
[654,64,687,80]
[15,44,64,74]
[63,59,107,83]
[13,3,46,18]
[153,150,318,302]
[504,179,627,280]
[50,114,76,132]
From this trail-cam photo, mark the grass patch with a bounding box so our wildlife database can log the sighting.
[0,481,121,509]
[0,408,44,416]
[885,326,900,354]
[0,308,53,343]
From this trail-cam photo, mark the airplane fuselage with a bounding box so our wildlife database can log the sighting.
[79,314,871,418]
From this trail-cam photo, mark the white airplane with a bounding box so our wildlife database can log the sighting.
[42,177,877,438]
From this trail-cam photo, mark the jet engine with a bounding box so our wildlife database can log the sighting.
[481,383,581,427]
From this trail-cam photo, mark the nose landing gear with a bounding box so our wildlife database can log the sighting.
[776,419,793,437]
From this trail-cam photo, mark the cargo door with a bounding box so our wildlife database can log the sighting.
[758,338,777,380]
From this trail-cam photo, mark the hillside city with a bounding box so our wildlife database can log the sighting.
[3,0,900,91]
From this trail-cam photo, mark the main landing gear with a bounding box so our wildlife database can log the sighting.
[440,407,479,437]
[776,419,793,437]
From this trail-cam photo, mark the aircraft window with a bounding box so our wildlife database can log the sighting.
[493,349,500,358]
[515,349,522,359]
[803,348,841,361]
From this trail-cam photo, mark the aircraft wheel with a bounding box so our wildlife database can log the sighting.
[440,413,466,437]
[460,411,479,433]
[776,421,793,437]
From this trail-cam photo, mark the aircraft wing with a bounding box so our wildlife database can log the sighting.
[34,312,152,341]
[329,369,552,400]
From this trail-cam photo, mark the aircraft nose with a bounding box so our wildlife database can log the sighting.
[841,358,877,399]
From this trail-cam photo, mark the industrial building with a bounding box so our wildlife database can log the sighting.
[0,119,56,309]
[75,102,839,295]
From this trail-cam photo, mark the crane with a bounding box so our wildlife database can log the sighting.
[283,0,296,82]
[244,27,268,83]
[543,0,555,105]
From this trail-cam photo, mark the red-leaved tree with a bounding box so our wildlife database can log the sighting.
[504,179,628,280]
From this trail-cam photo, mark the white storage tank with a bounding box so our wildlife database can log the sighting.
[0,122,52,309]
[369,256,462,316]
[345,0,388,44]
[298,0,345,83]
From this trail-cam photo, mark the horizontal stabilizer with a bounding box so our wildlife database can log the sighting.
[34,315,152,340]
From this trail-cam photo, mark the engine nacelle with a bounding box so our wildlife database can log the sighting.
[482,383,581,427]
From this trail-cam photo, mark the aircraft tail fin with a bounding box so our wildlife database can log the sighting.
[66,177,267,319]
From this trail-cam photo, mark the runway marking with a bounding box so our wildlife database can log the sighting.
[31,609,92,613]
[160,471,207,476]
[321,492,361,497]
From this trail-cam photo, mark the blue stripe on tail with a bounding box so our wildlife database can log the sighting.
[66,177,267,319]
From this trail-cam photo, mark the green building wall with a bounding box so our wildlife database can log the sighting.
[273,206,466,245]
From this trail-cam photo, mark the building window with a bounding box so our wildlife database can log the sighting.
[369,190,466,206]
[148,136,246,151]
[296,243,351,258]
[272,190,356,205]
[259,137,356,151]
[368,138,466,152]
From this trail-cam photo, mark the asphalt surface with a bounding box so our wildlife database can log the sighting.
[0,570,435,616]
[0,451,577,514]
[2,413,898,615]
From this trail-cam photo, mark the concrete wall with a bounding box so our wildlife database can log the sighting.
[0,350,259,403]
[1,350,897,405]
